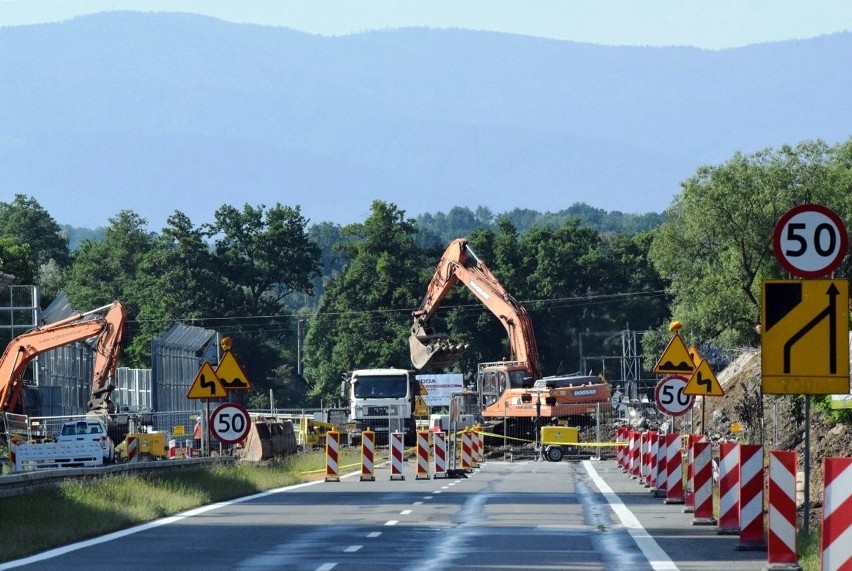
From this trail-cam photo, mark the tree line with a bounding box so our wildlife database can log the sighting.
[1,138,850,414]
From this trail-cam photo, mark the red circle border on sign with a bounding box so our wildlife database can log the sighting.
[772,203,848,278]
[209,402,251,444]
[654,374,694,417]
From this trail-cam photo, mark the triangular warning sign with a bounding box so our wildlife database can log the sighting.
[687,345,702,367]
[215,351,252,391]
[684,359,724,397]
[653,332,696,375]
[187,362,227,399]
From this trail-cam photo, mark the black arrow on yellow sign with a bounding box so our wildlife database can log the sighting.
[782,282,839,374]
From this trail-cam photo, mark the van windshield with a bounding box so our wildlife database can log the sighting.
[353,375,409,399]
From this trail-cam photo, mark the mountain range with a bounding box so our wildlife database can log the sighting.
[1,12,850,230]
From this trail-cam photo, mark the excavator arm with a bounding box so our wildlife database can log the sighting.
[0,301,126,415]
[410,238,542,379]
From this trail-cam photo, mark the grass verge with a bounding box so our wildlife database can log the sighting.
[0,449,366,562]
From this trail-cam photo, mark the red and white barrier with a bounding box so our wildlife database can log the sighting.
[629,431,640,479]
[683,435,696,513]
[691,440,716,525]
[126,435,138,463]
[737,444,766,550]
[616,428,627,470]
[470,429,480,468]
[821,457,852,571]
[434,431,448,478]
[416,430,431,480]
[717,442,740,534]
[767,450,797,567]
[654,433,667,497]
[664,433,684,504]
[390,431,405,480]
[645,430,658,488]
[360,429,375,481]
[168,438,176,459]
[325,430,340,482]
[460,430,473,472]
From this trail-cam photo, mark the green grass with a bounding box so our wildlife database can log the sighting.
[798,525,820,571]
[0,449,366,562]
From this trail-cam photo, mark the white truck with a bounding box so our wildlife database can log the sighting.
[343,368,418,445]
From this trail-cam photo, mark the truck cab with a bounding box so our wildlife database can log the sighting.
[344,368,417,444]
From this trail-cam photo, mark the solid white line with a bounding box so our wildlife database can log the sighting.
[583,461,679,571]
[0,478,326,570]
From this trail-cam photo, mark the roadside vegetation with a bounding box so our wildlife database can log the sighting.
[0,450,364,563]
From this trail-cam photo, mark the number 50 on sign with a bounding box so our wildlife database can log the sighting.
[655,375,695,416]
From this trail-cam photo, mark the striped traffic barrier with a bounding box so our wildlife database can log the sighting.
[629,431,640,479]
[325,430,340,482]
[683,434,696,513]
[822,456,852,571]
[645,430,658,488]
[434,431,448,478]
[653,432,667,497]
[616,428,627,470]
[416,430,431,480]
[664,433,684,504]
[470,429,480,469]
[736,444,766,551]
[360,429,376,481]
[168,438,177,459]
[717,442,740,534]
[691,440,716,525]
[390,431,405,480]
[126,435,138,463]
[462,430,474,472]
[767,450,798,568]
[639,432,649,486]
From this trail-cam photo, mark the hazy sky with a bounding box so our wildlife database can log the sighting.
[1,0,851,49]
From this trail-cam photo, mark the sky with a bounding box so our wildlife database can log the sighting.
[1,0,851,49]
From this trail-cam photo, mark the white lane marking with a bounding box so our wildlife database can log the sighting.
[433,490,443,494]
[400,509,412,515]
[423,496,433,500]
[367,532,381,538]
[344,545,362,553]
[0,479,326,570]
[583,461,679,571]
[385,520,398,526]
[413,501,423,505]
[316,564,337,571]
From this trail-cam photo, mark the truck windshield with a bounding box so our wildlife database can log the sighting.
[353,375,408,399]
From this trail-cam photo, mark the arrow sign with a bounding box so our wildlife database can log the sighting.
[761,279,849,395]
[683,359,724,397]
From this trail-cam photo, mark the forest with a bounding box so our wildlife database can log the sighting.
[1,139,850,413]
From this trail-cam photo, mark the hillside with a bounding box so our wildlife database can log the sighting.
[1,13,851,229]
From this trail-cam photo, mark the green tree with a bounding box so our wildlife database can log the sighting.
[649,140,848,351]
[303,201,428,403]
[0,237,34,285]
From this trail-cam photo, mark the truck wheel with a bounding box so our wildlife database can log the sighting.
[545,446,563,463]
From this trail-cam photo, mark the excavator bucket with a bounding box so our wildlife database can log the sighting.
[238,417,298,461]
[409,331,468,371]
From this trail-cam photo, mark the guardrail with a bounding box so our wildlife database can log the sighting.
[0,456,236,498]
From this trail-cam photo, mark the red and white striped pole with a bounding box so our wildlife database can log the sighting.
[821,457,852,571]
[717,442,740,534]
[390,431,405,480]
[629,431,640,479]
[767,450,798,568]
[416,430,431,480]
[470,429,480,468]
[654,432,667,497]
[360,429,376,481]
[664,433,684,504]
[433,431,448,478]
[736,444,766,550]
[616,428,627,470]
[325,430,340,482]
[639,432,649,485]
[645,430,658,488]
[683,435,696,513]
[691,440,716,525]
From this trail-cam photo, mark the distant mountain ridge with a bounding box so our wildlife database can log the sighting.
[1,12,850,229]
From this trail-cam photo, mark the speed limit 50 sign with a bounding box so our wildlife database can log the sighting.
[655,375,695,417]
[209,402,252,444]
[773,204,848,278]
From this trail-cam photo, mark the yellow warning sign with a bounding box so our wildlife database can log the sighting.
[683,359,724,397]
[187,362,227,399]
[687,346,702,367]
[215,351,252,391]
[653,332,695,375]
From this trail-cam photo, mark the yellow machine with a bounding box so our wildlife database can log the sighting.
[540,425,579,463]
[117,431,168,460]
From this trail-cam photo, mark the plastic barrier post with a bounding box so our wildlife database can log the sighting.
[460,430,472,472]
[390,431,405,481]
[767,450,799,569]
[127,435,138,463]
[645,430,658,488]
[654,433,667,497]
[168,438,176,459]
[616,428,626,470]
[360,429,376,481]
[717,442,741,535]
[664,433,684,504]
[736,444,766,551]
[433,431,448,478]
[416,430,431,480]
[639,432,649,486]
[683,434,696,513]
[822,457,852,571]
[325,430,340,482]
[691,440,717,525]
[629,431,640,479]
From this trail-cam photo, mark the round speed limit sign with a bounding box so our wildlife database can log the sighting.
[209,402,252,444]
[773,204,848,278]
[654,375,694,417]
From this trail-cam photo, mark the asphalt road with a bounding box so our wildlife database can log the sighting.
[1,459,768,570]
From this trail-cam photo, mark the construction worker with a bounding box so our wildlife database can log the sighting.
[193,417,202,456]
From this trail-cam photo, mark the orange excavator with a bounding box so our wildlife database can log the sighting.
[409,239,611,429]
[0,301,127,417]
